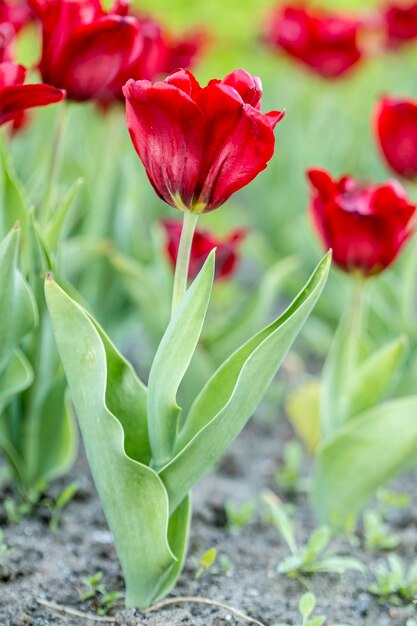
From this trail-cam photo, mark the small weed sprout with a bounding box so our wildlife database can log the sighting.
[272,591,353,626]
[262,490,365,580]
[377,489,411,515]
[194,547,217,580]
[363,511,400,552]
[0,530,11,562]
[369,554,417,605]
[275,441,307,495]
[79,571,124,615]
[43,482,79,533]
[225,499,256,533]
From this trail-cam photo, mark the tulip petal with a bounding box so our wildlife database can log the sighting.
[0,83,65,126]
[53,17,142,101]
[375,98,417,179]
[197,83,278,211]
[124,79,204,209]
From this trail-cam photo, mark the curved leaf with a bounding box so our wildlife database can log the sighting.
[161,253,331,513]
[312,396,417,526]
[45,277,177,608]
[147,251,215,468]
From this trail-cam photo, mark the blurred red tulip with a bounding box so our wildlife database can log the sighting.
[124,68,284,214]
[265,3,364,79]
[161,220,247,280]
[30,0,204,104]
[0,22,14,61]
[0,61,64,126]
[0,0,32,32]
[382,1,417,48]
[375,97,417,179]
[307,168,416,276]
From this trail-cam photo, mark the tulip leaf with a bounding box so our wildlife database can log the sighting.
[44,178,84,252]
[312,396,417,526]
[161,253,331,512]
[344,336,407,420]
[0,225,37,373]
[45,277,184,608]
[0,143,27,238]
[0,349,33,409]
[285,379,321,455]
[147,251,215,469]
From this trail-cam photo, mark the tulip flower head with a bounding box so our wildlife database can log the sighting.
[375,96,417,180]
[124,68,284,214]
[0,61,65,126]
[307,168,416,276]
[161,219,247,281]
[382,1,417,49]
[30,0,203,104]
[265,3,364,79]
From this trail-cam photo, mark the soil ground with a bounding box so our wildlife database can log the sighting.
[0,414,416,626]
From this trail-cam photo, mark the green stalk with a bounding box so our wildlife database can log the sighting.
[40,102,69,224]
[171,210,198,317]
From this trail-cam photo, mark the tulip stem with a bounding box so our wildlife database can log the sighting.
[40,102,69,224]
[171,210,199,317]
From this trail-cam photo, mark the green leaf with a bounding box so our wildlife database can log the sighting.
[307,617,325,626]
[45,278,181,609]
[310,556,365,574]
[345,336,407,419]
[147,251,215,468]
[262,490,298,555]
[312,396,417,526]
[304,526,330,561]
[0,143,27,238]
[299,592,316,619]
[0,225,37,372]
[285,379,321,455]
[0,349,33,409]
[44,177,84,251]
[162,253,331,513]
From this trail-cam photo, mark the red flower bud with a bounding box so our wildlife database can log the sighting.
[124,68,284,214]
[30,0,204,104]
[0,61,65,126]
[161,219,247,281]
[307,168,416,276]
[382,1,417,49]
[375,96,417,180]
[265,3,364,79]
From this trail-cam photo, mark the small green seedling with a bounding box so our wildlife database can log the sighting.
[3,497,33,524]
[377,489,411,515]
[43,482,79,533]
[275,440,307,495]
[262,490,365,580]
[0,530,12,562]
[194,547,217,580]
[363,511,400,552]
[369,554,417,605]
[79,571,124,616]
[272,592,352,626]
[225,499,256,533]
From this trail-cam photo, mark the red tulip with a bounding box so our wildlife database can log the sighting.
[124,68,284,214]
[0,61,64,126]
[375,97,417,180]
[161,220,247,280]
[307,168,416,276]
[265,4,364,79]
[0,0,32,33]
[382,1,417,48]
[0,22,14,61]
[30,0,203,104]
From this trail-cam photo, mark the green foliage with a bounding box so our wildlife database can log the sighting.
[42,481,79,533]
[46,253,329,607]
[369,555,417,606]
[225,500,256,533]
[194,547,218,580]
[272,591,352,626]
[0,530,11,562]
[275,440,307,495]
[262,490,365,580]
[79,571,124,616]
[363,511,400,553]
